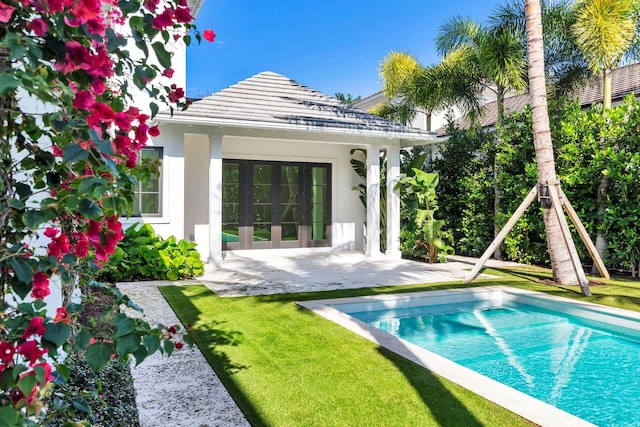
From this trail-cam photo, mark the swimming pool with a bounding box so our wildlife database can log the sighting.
[299,287,640,427]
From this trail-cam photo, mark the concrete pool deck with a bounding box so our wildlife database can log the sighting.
[119,251,526,426]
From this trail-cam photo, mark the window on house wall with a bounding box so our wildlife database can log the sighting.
[132,147,162,216]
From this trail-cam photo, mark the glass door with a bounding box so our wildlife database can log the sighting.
[221,160,330,250]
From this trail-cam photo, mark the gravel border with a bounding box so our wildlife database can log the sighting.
[119,281,250,427]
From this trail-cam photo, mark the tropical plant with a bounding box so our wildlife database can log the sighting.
[491,0,591,98]
[396,169,453,263]
[570,0,639,271]
[334,93,362,105]
[525,0,591,295]
[98,223,205,282]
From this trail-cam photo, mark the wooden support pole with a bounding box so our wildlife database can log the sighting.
[463,186,538,284]
[557,187,610,279]
[547,182,591,294]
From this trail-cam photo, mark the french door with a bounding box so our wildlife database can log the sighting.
[222,160,331,250]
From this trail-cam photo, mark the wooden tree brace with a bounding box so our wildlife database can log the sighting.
[463,186,538,284]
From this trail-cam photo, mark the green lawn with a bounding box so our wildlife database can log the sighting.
[159,267,640,427]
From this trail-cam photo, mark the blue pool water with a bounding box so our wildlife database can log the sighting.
[348,300,640,426]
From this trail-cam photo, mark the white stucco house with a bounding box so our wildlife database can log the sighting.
[133,71,439,265]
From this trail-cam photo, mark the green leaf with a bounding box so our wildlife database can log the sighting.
[152,42,172,69]
[17,374,37,399]
[78,176,107,195]
[23,208,56,230]
[0,74,20,95]
[75,329,92,351]
[85,342,114,372]
[0,406,23,427]
[72,397,92,414]
[56,363,71,382]
[61,253,78,264]
[113,314,134,338]
[44,322,70,347]
[150,102,159,118]
[10,280,30,300]
[143,334,161,355]
[115,332,140,355]
[132,346,148,366]
[163,339,175,357]
[63,143,89,163]
[105,27,127,52]
[9,199,25,209]
[9,257,33,283]
[78,198,103,219]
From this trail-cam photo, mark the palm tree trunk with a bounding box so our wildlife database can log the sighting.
[603,68,612,110]
[493,87,506,260]
[525,0,590,294]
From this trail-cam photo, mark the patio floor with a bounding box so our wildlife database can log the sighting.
[119,251,520,427]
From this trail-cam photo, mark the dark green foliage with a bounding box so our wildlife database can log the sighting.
[430,124,495,256]
[437,96,640,274]
[98,223,205,282]
[495,106,549,265]
[44,356,139,427]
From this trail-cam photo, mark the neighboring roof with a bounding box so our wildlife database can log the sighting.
[158,71,437,144]
[437,62,640,136]
[187,0,205,18]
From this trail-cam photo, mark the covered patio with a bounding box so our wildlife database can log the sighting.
[152,72,439,266]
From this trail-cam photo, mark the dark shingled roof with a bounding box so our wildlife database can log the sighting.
[436,62,640,136]
[161,71,436,142]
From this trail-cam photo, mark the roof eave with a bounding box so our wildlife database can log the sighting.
[156,113,440,144]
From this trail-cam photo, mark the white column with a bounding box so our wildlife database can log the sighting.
[365,145,381,258]
[208,134,223,267]
[386,145,402,259]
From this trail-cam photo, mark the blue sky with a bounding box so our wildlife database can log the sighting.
[186,1,504,99]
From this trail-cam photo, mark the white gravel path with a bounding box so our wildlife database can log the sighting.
[119,281,250,427]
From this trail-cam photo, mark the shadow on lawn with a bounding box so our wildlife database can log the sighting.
[376,345,485,426]
[159,286,269,426]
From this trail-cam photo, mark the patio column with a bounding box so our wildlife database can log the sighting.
[365,145,381,258]
[386,145,401,259]
[208,134,223,267]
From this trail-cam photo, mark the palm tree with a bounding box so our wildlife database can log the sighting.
[525,0,591,295]
[378,51,482,129]
[491,0,592,98]
[572,0,638,109]
[571,0,638,272]
[435,16,528,124]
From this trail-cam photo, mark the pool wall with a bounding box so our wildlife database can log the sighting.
[298,286,609,427]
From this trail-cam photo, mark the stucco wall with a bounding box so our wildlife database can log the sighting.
[149,128,369,254]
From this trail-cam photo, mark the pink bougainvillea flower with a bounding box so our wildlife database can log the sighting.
[152,8,173,30]
[72,89,94,109]
[45,228,71,260]
[18,340,47,365]
[143,0,159,11]
[148,125,160,137]
[0,0,15,23]
[28,18,48,36]
[31,272,51,300]
[162,68,174,78]
[174,6,192,23]
[174,341,184,350]
[203,29,215,42]
[0,341,15,363]
[167,85,185,103]
[53,306,70,325]
[22,317,46,338]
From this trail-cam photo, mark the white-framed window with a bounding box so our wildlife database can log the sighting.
[132,147,162,216]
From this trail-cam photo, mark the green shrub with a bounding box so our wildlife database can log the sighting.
[99,223,205,282]
[44,355,139,427]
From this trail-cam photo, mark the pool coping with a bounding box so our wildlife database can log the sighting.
[298,286,610,427]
